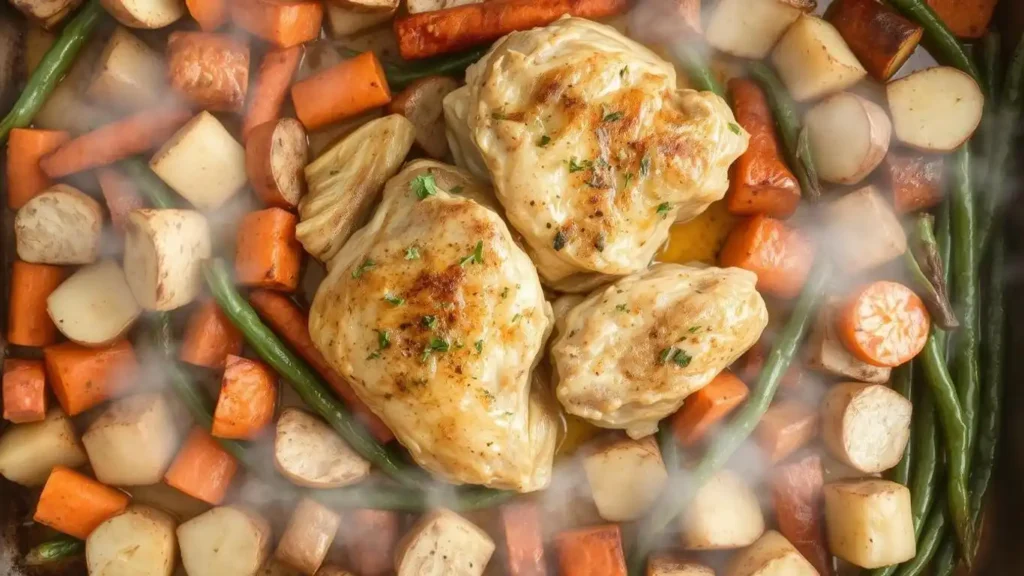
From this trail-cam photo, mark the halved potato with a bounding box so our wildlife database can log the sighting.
[583,434,668,522]
[772,14,868,101]
[178,506,272,576]
[680,470,765,550]
[824,480,915,568]
[822,382,912,474]
[824,185,907,273]
[395,508,495,576]
[150,111,247,210]
[887,66,984,152]
[87,26,165,111]
[274,498,341,575]
[0,408,88,487]
[726,530,819,576]
[274,408,371,488]
[388,76,459,159]
[47,260,142,347]
[324,4,395,38]
[246,118,308,209]
[15,184,102,265]
[647,555,715,576]
[100,0,184,29]
[82,393,181,486]
[706,0,809,59]
[123,209,212,311]
[804,92,891,184]
[10,0,82,29]
[86,505,177,576]
[805,299,891,384]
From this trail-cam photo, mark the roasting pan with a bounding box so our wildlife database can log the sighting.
[0,1,1022,574]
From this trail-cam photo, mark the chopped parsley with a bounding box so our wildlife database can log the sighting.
[367,351,381,360]
[450,185,464,194]
[352,259,375,279]
[459,241,484,267]
[656,202,672,216]
[422,315,438,330]
[658,347,692,367]
[659,347,674,364]
[615,304,628,312]
[620,66,628,79]
[602,110,624,123]
[568,157,593,173]
[411,174,438,200]
[623,172,634,188]
[688,325,701,333]
[640,154,651,178]
[594,233,606,252]
[553,230,567,251]
[475,340,484,353]
[537,135,551,147]
[376,329,390,350]
[512,313,522,323]
[728,122,742,135]
[501,287,509,299]
[421,337,451,362]
[384,294,405,306]
[405,246,420,260]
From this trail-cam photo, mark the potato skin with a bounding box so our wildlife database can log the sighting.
[167,32,249,112]
[826,0,923,81]
[15,184,102,265]
[822,382,912,474]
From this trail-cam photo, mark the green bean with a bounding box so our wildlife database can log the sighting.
[889,364,914,487]
[0,0,105,143]
[931,536,957,576]
[887,0,980,83]
[908,388,939,534]
[24,536,84,566]
[905,215,958,329]
[748,62,823,201]
[627,261,830,576]
[669,44,725,97]
[893,504,948,576]
[118,157,182,210]
[338,45,489,90]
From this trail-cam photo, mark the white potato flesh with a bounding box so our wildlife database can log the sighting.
[822,382,912,474]
[647,556,715,576]
[772,15,868,102]
[887,66,984,152]
[407,0,483,14]
[15,184,102,265]
[583,434,668,522]
[0,408,88,486]
[824,185,907,273]
[123,209,212,311]
[824,480,915,568]
[726,530,819,576]
[47,259,142,347]
[87,26,166,111]
[806,300,891,384]
[395,508,495,576]
[274,408,372,488]
[82,393,181,486]
[150,111,247,210]
[706,0,804,59]
[178,506,272,576]
[805,92,891,185]
[100,0,184,29]
[274,498,341,576]
[127,482,211,523]
[680,470,765,550]
[86,505,178,576]
[10,0,81,29]
[324,5,394,37]
[389,76,459,159]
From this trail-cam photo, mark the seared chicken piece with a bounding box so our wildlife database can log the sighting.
[450,18,748,291]
[552,263,768,438]
[309,160,558,492]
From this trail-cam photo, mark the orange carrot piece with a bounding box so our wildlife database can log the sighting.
[180,301,244,370]
[340,509,401,576]
[34,466,130,539]
[6,128,70,209]
[2,359,47,423]
[555,524,627,576]
[235,208,303,292]
[96,168,144,233]
[726,78,801,219]
[248,289,394,443]
[186,0,228,31]
[243,46,302,142]
[164,427,238,505]
[167,32,250,113]
[837,281,930,368]
[772,454,833,576]
[885,152,945,214]
[755,401,819,463]
[43,341,139,416]
[671,371,748,447]
[719,214,815,299]
[230,0,323,49]
[39,105,193,178]
[291,51,391,131]
[394,0,631,60]
[925,0,998,39]
[7,261,65,347]
[502,501,548,576]
[212,355,276,440]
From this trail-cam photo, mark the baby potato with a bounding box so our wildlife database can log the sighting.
[15,184,102,265]
[822,382,912,474]
[395,508,495,576]
[86,505,177,576]
[274,498,340,576]
[726,530,819,576]
[82,393,180,486]
[824,480,915,568]
[772,14,867,101]
[680,470,765,550]
[178,506,272,576]
[583,434,668,522]
[0,408,88,487]
[274,408,371,488]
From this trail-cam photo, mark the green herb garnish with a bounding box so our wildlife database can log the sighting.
[656,202,671,216]
[553,230,567,251]
[422,315,438,330]
[602,110,624,122]
[728,122,742,135]
[405,246,420,260]
[568,157,593,173]
[475,340,484,353]
[459,241,484,267]
[384,294,405,306]
[376,330,390,350]
[411,174,438,200]
[640,155,651,177]
[616,304,628,312]
[538,135,551,147]
[352,259,375,279]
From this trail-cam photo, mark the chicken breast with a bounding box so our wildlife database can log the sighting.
[454,17,748,291]
[552,263,768,438]
[309,160,558,492]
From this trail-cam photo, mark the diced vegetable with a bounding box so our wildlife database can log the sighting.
[647,556,715,576]
[804,300,891,384]
[180,300,244,370]
[82,393,181,486]
[10,0,82,29]
[7,261,64,347]
[15,184,102,265]
[388,76,459,159]
[337,509,399,576]
[97,168,144,233]
[822,382,913,474]
[324,4,395,37]
[583,434,668,522]
[230,0,323,49]
[126,482,211,522]
[771,15,867,102]
[47,260,141,347]
[291,52,391,132]
[273,407,371,488]
[6,128,69,209]
[924,0,997,39]
[754,401,818,463]
[212,355,277,440]
[396,508,496,576]
[0,408,87,486]
[177,506,272,576]
[242,47,302,142]
[837,281,929,367]
[100,0,185,28]
[705,0,808,59]
[185,0,227,31]
[150,111,247,209]
[887,66,984,152]
[86,505,177,576]
[44,341,140,416]
[164,427,238,505]
[825,0,923,81]
[246,119,308,209]
[804,92,891,185]
[167,32,249,112]
[25,535,85,566]
[823,185,907,273]
[725,530,819,576]
[124,209,212,311]
[671,371,748,447]
[336,0,396,10]
[87,27,166,111]
[2,359,47,423]
[771,455,831,576]
[500,500,546,576]
[555,524,627,576]
[34,466,130,539]
[885,152,945,214]
[823,480,915,568]
[719,215,815,299]
[274,498,340,576]
[680,470,765,550]
[235,208,303,292]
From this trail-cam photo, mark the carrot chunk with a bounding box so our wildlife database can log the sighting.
[96,168,145,233]
[235,207,303,292]
[772,454,833,576]
[34,466,130,539]
[885,152,945,214]
[339,509,401,576]
[186,0,228,31]
[719,214,815,299]
[501,500,548,576]
[755,401,819,463]
[167,32,250,113]
[180,301,244,370]
[43,341,139,416]
[837,281,930,368]
[164,427,238,505]
[6,128,70,209]
[7,261,65,347]
[291,51,392,131]
[212,355,276,440]
[243,46,302,142]
[671,371,748,447]
[925,0,998,39]
[2,359,47,423]
[556,524,627,576]
[230,0,323,48]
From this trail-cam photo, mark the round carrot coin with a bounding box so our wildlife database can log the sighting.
[837,281,930,368]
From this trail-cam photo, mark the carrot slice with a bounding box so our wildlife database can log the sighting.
[167,32,250,113]
[772,454,833,576]
[186,0,228,31]
[230,0,323,49]
[212,355,276,440]
[235,207,303,292]
[555,524,627,576]
[885,152,945,214]
[96,168,145,233]
[34,466,130,539]
[339,509,401,576]
[290,51,391,131]
[180,300,244,370]
[501,500,547,576]
[242,46,302,142]
[43,341,139,416]
[6,128,70,210]
[2,359,47,423]
[164,427,238,505]
[7,261,65,347]
[671,371,748,447]
[837,281,930,367]
[719,214,815,299]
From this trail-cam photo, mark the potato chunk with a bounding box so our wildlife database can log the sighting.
[824,185,907,273]
[772,15,867,101]
[47,260,142,347]
[82,393,180,486]
[887,66,984,152]
[583,434,668,522]
[86,505,177,576]
[706,0,808,59]
[822,382,912,474]
[726,530,819,576]
[275,498,340,576]
[274,408,371,488]
[178,506,272,576]
[824,480,915,568]
[150,111,247,210]
[123,209,212,311]
[87,26,165,110]
[0,408,88,486]
[680,470,764,550]
[395,508,495,576]
[804,92,891,185]
[10,0,82,29]
[100,0,185,29]
[648,555,715,576]
[805,300,891,384]
[15,184,102,265]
